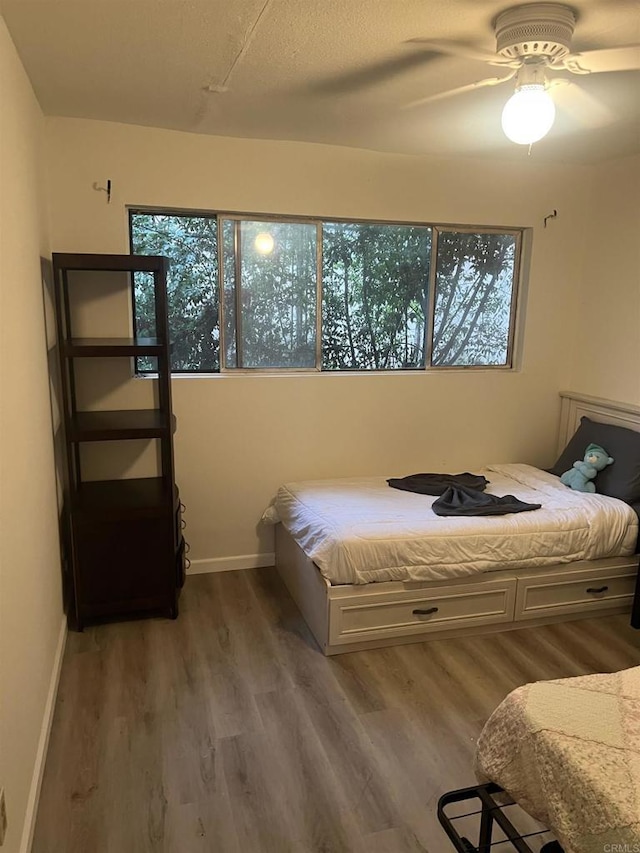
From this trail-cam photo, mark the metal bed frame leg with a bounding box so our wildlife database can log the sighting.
[631,558,640,629]
[478,798,493,853]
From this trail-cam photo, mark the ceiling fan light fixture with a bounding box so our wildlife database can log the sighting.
[494,3,576,61]
[501,83,556,145]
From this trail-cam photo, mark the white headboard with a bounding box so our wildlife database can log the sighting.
[558,391,640,454]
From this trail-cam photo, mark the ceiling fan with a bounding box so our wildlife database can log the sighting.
[406,3,640,145]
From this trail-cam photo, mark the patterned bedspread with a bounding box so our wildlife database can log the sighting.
[475,666,640,853]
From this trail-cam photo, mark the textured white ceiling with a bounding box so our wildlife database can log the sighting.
[2,0,639,163]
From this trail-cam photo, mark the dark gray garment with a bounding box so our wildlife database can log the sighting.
[432,485,541,517]
[387,472,489,495]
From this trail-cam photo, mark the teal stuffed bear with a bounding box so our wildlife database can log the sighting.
[560,443,614,492]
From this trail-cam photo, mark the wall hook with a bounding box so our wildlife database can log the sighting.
[93,179,112,204]
[544,209,557,228]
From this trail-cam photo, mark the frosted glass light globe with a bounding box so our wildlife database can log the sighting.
[501,85,556,145]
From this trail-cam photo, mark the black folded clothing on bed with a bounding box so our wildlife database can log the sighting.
[387,472,541,516]
[432,485,542,517]
[387,472,489,495]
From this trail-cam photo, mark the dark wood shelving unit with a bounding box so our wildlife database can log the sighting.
[63,337,165,356]
[69,409,174,441]
[52,252,185,629]
[71,478,174,514]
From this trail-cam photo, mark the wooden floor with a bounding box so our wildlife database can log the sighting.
[34,568,640,853]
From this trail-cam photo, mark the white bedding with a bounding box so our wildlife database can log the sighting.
[262,464,638,585]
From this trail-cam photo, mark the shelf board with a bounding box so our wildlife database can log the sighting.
[71,477,173,516]
[53,252,169,273]
[69,409,175,441]
[63,337,164,357]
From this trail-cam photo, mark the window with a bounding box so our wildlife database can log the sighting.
[430,229,520,368]
[130,210,523,373]
[222,219,318,369]
[322,222,430,370]
[130,211,218,372]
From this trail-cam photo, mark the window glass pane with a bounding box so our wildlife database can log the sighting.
[130,212,219,371]
[431,231,518,367]
[131,271,156,372]
[230,220,317,369]
[322,223,431,370]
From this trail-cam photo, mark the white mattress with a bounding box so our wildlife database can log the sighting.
[262,464,638,585]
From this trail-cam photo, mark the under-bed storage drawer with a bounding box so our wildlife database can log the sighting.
[515,565,637,621]
[329,578,516,646]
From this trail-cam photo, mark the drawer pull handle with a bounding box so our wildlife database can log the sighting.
[586,585,609,594]
[413,607,439,616]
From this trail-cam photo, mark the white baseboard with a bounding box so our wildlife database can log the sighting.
[188,552,275,574]
[20,614,67,853]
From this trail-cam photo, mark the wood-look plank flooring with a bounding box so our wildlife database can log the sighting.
[33,568,640,853]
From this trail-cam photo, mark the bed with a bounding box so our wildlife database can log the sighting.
[264,392,640,655]
[471,665,640,853]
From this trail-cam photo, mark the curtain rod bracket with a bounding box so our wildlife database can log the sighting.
[93,180,112,204]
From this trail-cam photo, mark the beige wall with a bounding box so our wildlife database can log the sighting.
[44,117,595,567]
[568,153,640,405]
[0,17,63,853]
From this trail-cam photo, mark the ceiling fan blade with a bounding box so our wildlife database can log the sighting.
[558,45,640,75]
[407,38,516,67]
[549,79,616,127]
[403,73,515,109]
